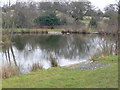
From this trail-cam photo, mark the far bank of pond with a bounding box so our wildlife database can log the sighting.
[2,55,118,88]
[2,28,120,35]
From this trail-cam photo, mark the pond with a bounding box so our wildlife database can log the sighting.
[1,34,117,74]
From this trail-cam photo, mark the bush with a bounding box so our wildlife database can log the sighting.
[34,13,62,28]
[89,17,97,28]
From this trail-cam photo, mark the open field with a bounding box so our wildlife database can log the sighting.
[2,55,118,88]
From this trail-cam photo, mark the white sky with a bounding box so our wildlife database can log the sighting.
[0,0,117,10]
[90,0,117,10]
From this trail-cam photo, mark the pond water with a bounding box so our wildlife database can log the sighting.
[1,34,117,74]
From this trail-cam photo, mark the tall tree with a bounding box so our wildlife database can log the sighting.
[104,4,117,18]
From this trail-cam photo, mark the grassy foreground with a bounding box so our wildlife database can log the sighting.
[2,55,118,88]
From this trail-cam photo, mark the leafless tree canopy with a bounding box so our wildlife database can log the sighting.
[1,1,118,32]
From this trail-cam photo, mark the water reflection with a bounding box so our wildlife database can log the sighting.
[1,34,117,73]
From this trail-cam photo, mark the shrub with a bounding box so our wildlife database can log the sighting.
[34,13,61,28]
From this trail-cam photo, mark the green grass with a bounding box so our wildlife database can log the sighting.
[0,80,1,90]
[2,55,118,88]
[89,29,97,32]
[93,55,118,64]
[3,28,65,32]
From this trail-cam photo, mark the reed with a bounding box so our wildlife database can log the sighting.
[31,62,43,72]
[2,63,20,79]
[49,54,58,67]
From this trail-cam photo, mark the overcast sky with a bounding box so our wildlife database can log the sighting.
[0,0,117,10]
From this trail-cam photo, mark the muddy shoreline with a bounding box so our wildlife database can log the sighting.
[66,60,110,70]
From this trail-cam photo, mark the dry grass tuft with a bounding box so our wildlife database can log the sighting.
[31,62,43,72]
[2,63,20,78]
[49,54,58,67]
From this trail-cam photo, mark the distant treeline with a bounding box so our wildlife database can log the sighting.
[1,1,119,32]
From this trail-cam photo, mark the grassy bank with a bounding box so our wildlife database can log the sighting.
[3,28,65,32]
[2,55,118,88]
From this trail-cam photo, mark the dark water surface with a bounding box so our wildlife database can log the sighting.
[1,34,117,73]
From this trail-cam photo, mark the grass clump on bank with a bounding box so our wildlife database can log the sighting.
[2,55,118,88]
